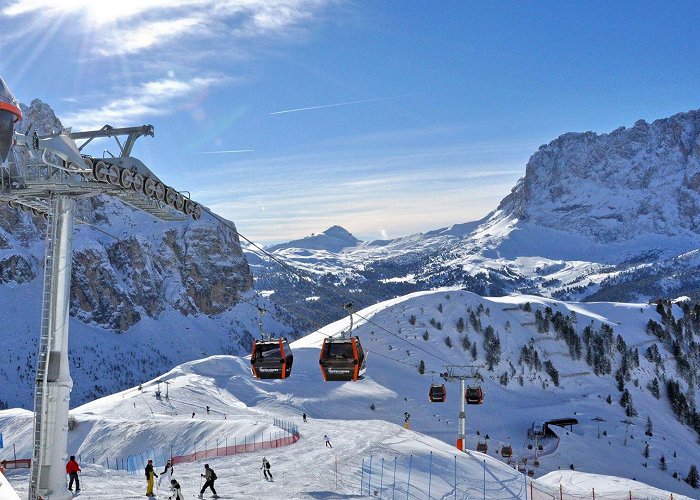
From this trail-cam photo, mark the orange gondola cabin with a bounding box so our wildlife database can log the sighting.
[319,337,366,381]
[429,383,447,402]
[251,338,293,379]
[465,385,484,404]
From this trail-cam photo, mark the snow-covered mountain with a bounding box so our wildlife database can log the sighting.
[251,109,700,329]
[0,100,293,409]
[1,290,697,498]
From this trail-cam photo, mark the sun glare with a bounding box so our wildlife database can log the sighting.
[4,0,194,26]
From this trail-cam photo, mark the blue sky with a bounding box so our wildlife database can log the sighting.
[2,1,700,244]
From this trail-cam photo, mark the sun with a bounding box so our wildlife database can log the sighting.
[3,0,186,26]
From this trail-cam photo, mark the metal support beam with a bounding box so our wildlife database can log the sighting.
[69,124,154,157]
[29,195,75,500]
[458,378,466,452]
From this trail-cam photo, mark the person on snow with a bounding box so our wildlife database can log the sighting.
[324,434,332,448]
[206,406,210,414]
[158,459,173,488]
[145,459,158,497]
[66,455,81,493]
[302,412,307,423]
[199,463,218,498]
[168,479,184,500]
[261,457,273,481]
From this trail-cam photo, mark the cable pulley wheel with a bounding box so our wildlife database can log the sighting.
[131,172,144,192]
[119,168,134,189]
[143,177,156,197]
[106,164,121,185]
[93,161,108,182]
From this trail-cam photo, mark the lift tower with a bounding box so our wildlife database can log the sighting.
[440,365,483,452]
[0,76,203,500]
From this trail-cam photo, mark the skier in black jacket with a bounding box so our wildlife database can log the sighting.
[261,457,273,480]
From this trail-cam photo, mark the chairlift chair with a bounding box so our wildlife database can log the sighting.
[250,307,294,379]
[465,385,484,405]
[429,383,447,402]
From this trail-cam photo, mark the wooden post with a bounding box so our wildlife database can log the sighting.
[592,487,595,500]
[560,483,563,500]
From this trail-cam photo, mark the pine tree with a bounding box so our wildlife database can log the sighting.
[643,443,650,459]
[685,464,699,488]
[409,315,416,326]
[470,343,478,361]
[645,416,653,437]
[444,336,453,348]
[418,360,425,375]
[647,377,660,399]
[660,455,667,471]
[456,317,465,333]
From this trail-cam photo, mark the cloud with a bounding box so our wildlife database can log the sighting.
[1,0,330,57]
[60,76,225,129]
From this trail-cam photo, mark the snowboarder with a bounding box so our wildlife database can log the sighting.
[158,459,173,488]
[145,459,158,497]
[302,412,307,422]
[66,455,81,493]
[324,434,332,448]
[261,457,273,481]
[199,463,218,498]
[168,479,184,500]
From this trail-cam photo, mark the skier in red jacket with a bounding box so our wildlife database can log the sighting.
[66,455,81,493]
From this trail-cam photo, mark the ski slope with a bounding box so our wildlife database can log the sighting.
[0,290,697,498]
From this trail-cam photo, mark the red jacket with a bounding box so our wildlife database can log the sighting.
[66,460,81,474]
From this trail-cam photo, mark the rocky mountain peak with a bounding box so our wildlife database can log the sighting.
[498,108,700,243]
[268,225,360,253]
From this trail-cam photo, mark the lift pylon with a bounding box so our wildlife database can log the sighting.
[0,76,204,499]
[440,365,483,452]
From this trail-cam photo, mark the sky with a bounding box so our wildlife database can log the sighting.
[2,1,700,245]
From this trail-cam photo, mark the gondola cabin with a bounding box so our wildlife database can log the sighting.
[476,441,488,453]
[319,337,366,381]
[465,386,483,404]
[250,338,293,379]
[500,445,513,458]
[429,383,447,402]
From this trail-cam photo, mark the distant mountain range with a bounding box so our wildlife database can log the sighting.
[249,109,700,330]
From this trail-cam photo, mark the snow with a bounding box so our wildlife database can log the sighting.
[0,290,697,499]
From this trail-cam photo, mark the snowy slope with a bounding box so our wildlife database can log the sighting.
[0,290,697,498]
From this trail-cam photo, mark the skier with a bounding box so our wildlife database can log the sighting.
[324,434,332,448]
[206,405,210,415]
[158,459,173,488]
[198,463,218,498]
[192,412,196,418]
[168,479,184,500]
[261,457,273,481]
[66,455,81,493]
[302,412,307,423]
[145,459,158,497]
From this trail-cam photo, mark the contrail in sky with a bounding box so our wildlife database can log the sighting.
[269,91,444,115]
[195,149,255,154]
